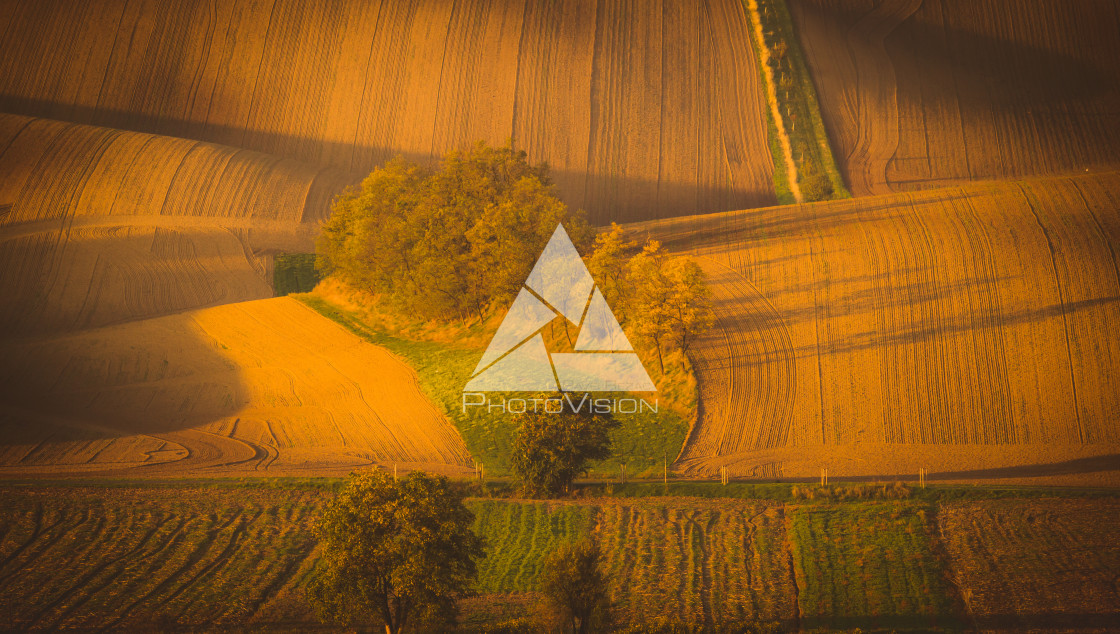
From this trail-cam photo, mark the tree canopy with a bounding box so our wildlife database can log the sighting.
[589,224,715,373]
[316,142,592,320]
[308,470,485,633]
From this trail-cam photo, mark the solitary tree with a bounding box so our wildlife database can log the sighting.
[539,540,611,634]
[510,401,619,497]
[309,470,486,633]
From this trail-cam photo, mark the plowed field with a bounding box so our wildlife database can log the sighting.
[633,171,1120,482]
[0,114,348,336]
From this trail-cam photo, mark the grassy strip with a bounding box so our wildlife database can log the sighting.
[788,502,965,630]
[295,294,690,479]
[745,0,797,205]
[749,0,850,201]
[6,478,1115,504]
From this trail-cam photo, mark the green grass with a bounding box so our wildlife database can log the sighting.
[272,253,320,296]
[746,4,796,206]
[295,294,690,479]
[788,502,964,630]
[749,0,850,202]
[469,500,593,593]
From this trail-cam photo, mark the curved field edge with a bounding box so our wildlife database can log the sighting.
[627,171,1120,481]
[0,484,1116,630]
[294,294,690,479]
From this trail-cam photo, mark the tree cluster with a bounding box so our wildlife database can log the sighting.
[316,142,592,321]
[588,224,715,372]
[510,399,619,498]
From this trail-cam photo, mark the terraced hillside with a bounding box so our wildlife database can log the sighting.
[634,171,1120,482]
[0,297,471,476]
[790,0,1120,195]
[0,0,775,222]
[0,113,350,336]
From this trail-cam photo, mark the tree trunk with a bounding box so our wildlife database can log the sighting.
[655,340,665,374]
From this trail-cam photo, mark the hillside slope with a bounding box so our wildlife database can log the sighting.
[0,114,349,336]
[635,171,1120,482]
[0,0,775,222]
[0,297,471,476]
[790,0,1120,195]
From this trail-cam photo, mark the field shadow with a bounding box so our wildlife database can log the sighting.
[0,99,773,225]
[0,312,250,457]
[794,2,1111,111]
[924,452,1120,482]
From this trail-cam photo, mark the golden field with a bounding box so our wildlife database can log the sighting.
[0,1,1117,485]
[0,113,349,336]
[0,297,470,476]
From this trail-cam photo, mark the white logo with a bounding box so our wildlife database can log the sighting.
[464,224,656,392]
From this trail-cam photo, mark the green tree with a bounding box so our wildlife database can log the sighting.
[316,142,592,321]
[308,470,485,633]
[626,240,675,373]
[539,540,611,634]
[510,400,619,497]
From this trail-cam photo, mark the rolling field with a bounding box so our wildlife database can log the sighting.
[0,113,349,336]
[789,0,1120,195]
[0,0,775,223]
[633,171,1120,482]
[0,297,471,477]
